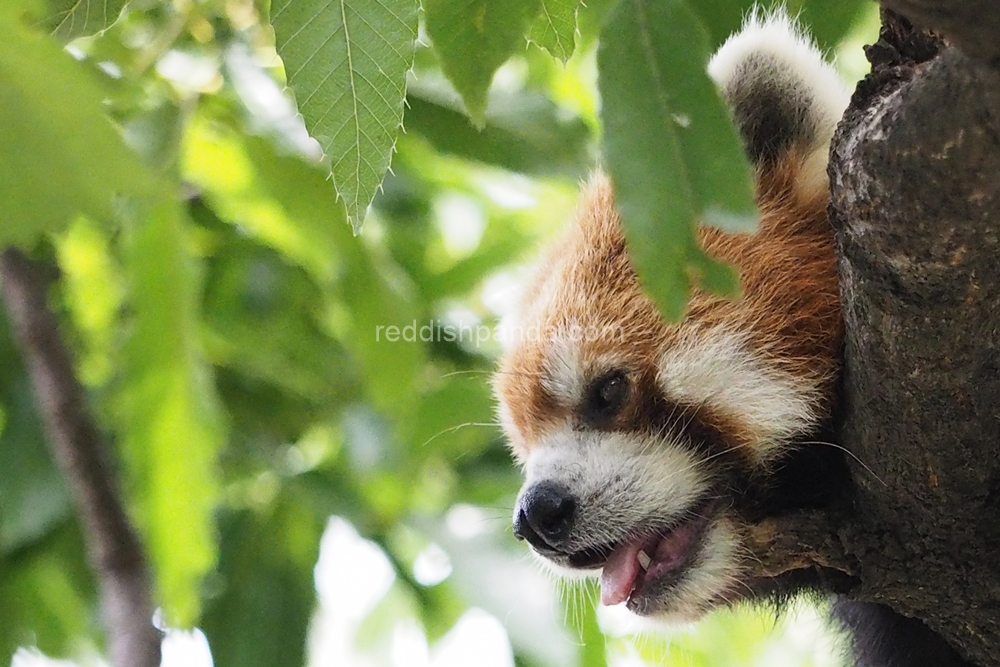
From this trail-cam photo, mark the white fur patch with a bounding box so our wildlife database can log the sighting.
[496,399,520,451]
[708,10,850,134]
[658,328,820,461]
[542,336,584,405]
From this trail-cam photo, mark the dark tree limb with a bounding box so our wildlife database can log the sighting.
[738,5,1000,665]
[827,6,1000,667]
[0,248,161,667]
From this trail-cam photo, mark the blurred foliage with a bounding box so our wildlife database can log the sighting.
[0,0,877,665]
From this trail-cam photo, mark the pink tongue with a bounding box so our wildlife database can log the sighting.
[600,540,644,606]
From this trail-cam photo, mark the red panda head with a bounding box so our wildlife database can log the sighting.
[494,13,850,620]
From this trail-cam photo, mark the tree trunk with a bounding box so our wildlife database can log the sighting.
[746,5,1000,666]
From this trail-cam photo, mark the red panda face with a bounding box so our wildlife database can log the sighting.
[494,9,851,622]
[495,173,841,618]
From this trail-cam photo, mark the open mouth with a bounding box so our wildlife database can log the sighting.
[558,499,719,611]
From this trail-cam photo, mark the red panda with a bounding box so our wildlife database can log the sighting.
[494,12,851,622]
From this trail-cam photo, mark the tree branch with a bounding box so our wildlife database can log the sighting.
[0,248,161,667]
[828,11,1000,666]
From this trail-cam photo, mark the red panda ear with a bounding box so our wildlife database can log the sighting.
[708,11,850,191]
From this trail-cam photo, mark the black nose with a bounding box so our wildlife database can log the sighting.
[513,481,576,551]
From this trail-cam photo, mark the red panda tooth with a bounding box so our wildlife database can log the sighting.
[637,550,651,570]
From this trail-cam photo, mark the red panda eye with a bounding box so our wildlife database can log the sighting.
[585,371,630,421]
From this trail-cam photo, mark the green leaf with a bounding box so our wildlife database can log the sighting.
[403,81,591,177]
[529,0,582,63]
[202,504,321,667]
[0,12,151,247]
[799,0,870,51]
[56,216,126,387]
[271,0,418,232]
[425,0,542,126]
[598,0,754,320]
[43,0,128,40]
[0,526,95,663]
[182,114,343,284]
[117,200,224,627]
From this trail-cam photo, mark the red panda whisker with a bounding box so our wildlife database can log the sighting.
[417,421,499,449]
[796,440,888,487]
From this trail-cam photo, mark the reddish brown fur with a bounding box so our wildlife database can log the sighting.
[495,150,842,457]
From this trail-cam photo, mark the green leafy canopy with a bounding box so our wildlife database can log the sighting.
[0,0,878,662]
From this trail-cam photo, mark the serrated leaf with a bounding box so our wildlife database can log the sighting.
[117,200,224,626]
[424,0,542,126]
[43,0,128,40]
[271,0,418,232]
[621,0,756,227]
[0,12,151,248]
[598,0,754,321]
[529,0,581,63]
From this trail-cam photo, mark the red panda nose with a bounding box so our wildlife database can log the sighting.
[514,481,577,551]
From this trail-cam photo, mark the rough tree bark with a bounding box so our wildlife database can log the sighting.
[0,249,161,667]
[745,3,1000,666]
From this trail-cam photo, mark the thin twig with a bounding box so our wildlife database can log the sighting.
[0,248,161,667]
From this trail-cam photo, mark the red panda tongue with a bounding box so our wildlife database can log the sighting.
[600,521,702,606]
[600,539,644,606]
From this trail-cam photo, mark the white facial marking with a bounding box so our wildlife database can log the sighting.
[658,328,820,461]
[496,399,519,448]
[542,335,584,405]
